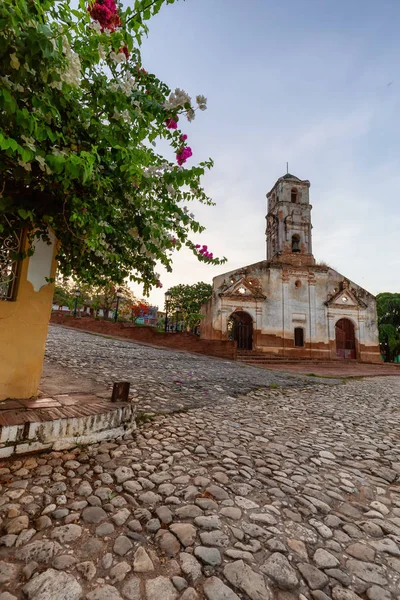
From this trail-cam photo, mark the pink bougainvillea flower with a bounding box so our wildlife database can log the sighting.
[166,117,178,129]
[195,243,214,258]
[89,2,111,22]
[88,0,121,31]
[102,0,117,10]
[176,146,193,166]
[181,134,188,141]
[196,243,214,259]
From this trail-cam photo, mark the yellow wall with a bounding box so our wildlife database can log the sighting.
[0,235,57,400]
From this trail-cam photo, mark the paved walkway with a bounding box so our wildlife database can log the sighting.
[242,360,400,379]
[0,326,399,600]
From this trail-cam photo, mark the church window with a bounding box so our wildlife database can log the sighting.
[291,188,298,203]
[291,234,300,253]
[294,327,304,347]
[295,280,302,288]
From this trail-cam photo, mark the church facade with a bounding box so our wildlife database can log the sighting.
[200,173,381,362]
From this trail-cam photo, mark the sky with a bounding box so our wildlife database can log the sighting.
[130,0,400,308]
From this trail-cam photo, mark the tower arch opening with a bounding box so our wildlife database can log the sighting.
[291,234,301,253]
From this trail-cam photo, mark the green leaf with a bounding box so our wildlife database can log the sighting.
[17,208,29,219]
[1,88,17,114]
[46,154,66,174]
[20,148,34,162]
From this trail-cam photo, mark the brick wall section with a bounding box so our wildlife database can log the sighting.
[50,313,237,361]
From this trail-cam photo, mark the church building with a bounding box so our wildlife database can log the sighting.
[200,173,381,362]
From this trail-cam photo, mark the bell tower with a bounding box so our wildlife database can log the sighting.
[265,173,315,267]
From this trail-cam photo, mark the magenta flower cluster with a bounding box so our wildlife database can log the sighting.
[166,117,178,129]
[195,244,213,259]
[164,117,191,165]
[176,146,192,166]
[156,280,163,288]
[88,0,121,31]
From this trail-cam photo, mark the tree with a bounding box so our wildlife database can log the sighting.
[52,276,90,313]
[167,281,212,330]
[0,0,226,293]
[53,278,73,310]
[89,281,135,318]
[128,299,150,323]
[376,292,400,362]
[53,276,135,318]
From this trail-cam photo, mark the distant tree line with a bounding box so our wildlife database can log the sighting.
[377,292,400,362]
[53,278,150,323]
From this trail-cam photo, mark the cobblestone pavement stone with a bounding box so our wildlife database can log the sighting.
[0,327,399,599]
[44,326,339,414]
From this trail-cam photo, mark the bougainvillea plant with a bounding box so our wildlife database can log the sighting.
[0,0,226,293]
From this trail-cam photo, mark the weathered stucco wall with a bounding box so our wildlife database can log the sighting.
[0,234,57,400]
[200,260,381,363]
[0,402,135,458]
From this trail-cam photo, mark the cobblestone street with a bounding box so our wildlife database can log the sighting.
[43,326,339,414]
[1,326,400,600]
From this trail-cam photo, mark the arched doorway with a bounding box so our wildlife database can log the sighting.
[228,311,253,350]
[335,318,356,359]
